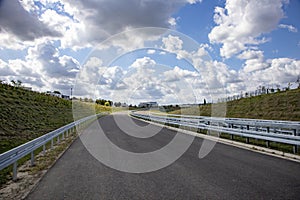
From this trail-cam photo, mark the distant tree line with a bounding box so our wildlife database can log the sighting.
[95,99,113,106]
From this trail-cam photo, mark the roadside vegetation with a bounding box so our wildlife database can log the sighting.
[0,82,114,186]
[169,88,300,121]
[159,88,300,154]
[0,82,114,154]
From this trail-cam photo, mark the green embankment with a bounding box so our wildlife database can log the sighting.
[0,83,111,154]
[169,88,300,121]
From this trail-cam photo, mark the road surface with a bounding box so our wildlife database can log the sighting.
[27,113,300,199]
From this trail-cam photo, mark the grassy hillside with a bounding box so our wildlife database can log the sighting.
[169,88,300,121]
[0,83,111,154]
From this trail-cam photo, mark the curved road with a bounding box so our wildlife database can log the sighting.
[27,113,300,199]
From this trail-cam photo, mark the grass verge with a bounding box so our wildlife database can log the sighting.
[0,115,102,199]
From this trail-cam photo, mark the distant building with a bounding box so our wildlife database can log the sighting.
[46,91,70,100]
[138,102,158,108]
[46,91,61,98]
[121,103,128,107]
[22,86,32,91]
[62,95,70,100]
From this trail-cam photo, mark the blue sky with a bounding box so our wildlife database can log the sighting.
[0,0,299,105]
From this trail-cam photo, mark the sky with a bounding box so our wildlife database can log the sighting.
[0,0,299,105]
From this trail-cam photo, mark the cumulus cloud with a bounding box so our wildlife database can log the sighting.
[27,42,80,78]
[0,59,16,77]
[75,55,203,104]
[239,57,300,91]
[131,57,156,69]
[238,50,270,73]
[0,41,80,94]
[162,35,183,52]
[58,0,202,49]
[278,24,298,32]
[147,49,156,54]
[168,17,177,26]
[0,0,61,41]
[209,0,286,58]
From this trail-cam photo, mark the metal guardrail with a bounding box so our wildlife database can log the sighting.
[131,112,300,153]
[0,114,103,181]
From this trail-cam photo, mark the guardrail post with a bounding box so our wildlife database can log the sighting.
[293,129,299,154]
[265,127,270,148]
[246,125,250,143]
[293,146,298,154]
[13,162,18,181]
[62,131,65,140]
[51,138,54,149]
[57,136,60,144]
[43,144,46,155]
[228,123,233,140]
[31,151,34,166]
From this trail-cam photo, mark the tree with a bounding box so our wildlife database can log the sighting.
[96,99,113,106]
[53,90,61,94]
[286,82,292,91]
[276,84,281,92]
[17,80,22,87]
[203,99,207,105]
[10,79,22,87]
[296,75,300,89]
[96,99,106,105]
[114,102,121,107]
[261,86,266,94]
[104,101,110,106]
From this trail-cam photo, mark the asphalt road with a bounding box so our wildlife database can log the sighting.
[27,113,300,200]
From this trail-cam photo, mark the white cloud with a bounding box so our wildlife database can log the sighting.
[26,42,80,78]
[147,49,156,54]
[238,50,269,73]
[239,57,300,91]
[0,42,80,94]
[2,0,205,50]
[75,55,204,104]
[162,35,183,52]
[0,0,61,42]
[163,66,198,82]
[209,0,286,58]
[130,57,156,69]
[40,9,74,35]
[238,50,264,60]
[168,17,177,26]
[57,0,203,49]
[0,59,16,77]
[278,24,298,32]
[186,0,203,3]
